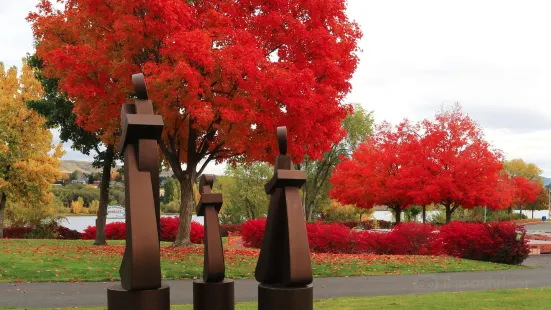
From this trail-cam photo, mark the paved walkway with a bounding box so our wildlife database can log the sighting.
[1,255,551,308]
[524,222,551,233]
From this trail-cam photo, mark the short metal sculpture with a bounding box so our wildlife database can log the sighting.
[193,175,235,310]
[255,126,313,310]
[107,73,169,310]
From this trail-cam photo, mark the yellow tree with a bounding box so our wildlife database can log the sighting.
[0,60,63,238]
[503,159,543,181]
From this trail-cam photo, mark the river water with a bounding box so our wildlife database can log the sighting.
[59,211,397,232]
[59,209,548,232]
[59,215,205,232]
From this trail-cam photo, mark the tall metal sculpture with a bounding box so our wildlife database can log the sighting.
[193,175,235,310]
[107,73,169,310]
[255,126,313,310]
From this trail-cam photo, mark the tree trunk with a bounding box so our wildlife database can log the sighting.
[306,201,315,222]
[445,205,453,224]
[422,206,426,223]
[532,207,535,219]
[393,207,402,224]
[0,193,6,239]
[94,146,114,246]
[172,172,195,247]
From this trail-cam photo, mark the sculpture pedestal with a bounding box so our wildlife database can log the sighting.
[193,279,235,310]
[258,284,313,310]
[107,284,170,310]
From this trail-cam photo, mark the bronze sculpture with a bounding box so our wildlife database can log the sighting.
[107,73,169,310]
[255,126,314,310]
[193,175,235,310]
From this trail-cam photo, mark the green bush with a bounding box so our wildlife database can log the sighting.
[161,201,180,214]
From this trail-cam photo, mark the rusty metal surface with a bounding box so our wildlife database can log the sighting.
[258,284,313,310]
[193,280,235,310]
[107,284,170,310]
[194,175,234,309]
[110,73,166,306]
[196,175,225,282]
[255,126,313,287]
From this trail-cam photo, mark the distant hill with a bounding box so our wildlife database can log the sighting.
[543,177,551,187]
[59,160,173,177]
[59,160,104,174]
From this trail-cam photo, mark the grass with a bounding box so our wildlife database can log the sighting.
[2,287,550,309]
[0,239,526,283]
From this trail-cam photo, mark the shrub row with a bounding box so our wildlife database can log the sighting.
[241,219,529,265]
[329,220,392,230]
[81,217,205,244]
[3,224,81,240]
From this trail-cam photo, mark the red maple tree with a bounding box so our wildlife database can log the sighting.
[420,104,505,223]
[511,176,542,214]
[29,0,362,245]
[329,121,422,223]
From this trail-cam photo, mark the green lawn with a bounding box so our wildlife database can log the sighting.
[2,287,550,309]
[0,239,526,283]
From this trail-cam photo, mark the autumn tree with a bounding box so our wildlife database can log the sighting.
[26,56,119,245]
[420,104,504,223]
[299,104,373,221]
[503,159,543,181]
[0,60,62,237]
[511,176,541,216]
[502,158,543,214]
[330,121,421,224]
[527,182,548,219]
[30,0,361,246]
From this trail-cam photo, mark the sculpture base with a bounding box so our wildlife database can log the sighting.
[258,284,313,310]
[107,284,170,310]
[193,279,235,310]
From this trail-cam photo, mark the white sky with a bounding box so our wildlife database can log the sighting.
[2,0,551,176]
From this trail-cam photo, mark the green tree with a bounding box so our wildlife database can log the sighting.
[163,178,181,204]
[299,105,374,221]
[69,171,79,181]
[27,56,119,246]
[216,162,272,221]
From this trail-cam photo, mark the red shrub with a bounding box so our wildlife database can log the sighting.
[485,222,529,265]
[382,222,436,255]
[241,218,267,248]
[56,226,81,240]
[2,226,32,238]
[307,222,355,253]
[159,217,179,242]
[190,221,205,244]
[81,226,96,240]
[435,221,529,264]
[159,217,203,244]
[81,218,205,244]
[355,231,385,254]
[232,218,530,265]
[105,222,126,240]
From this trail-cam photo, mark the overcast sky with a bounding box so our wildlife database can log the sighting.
[3,0,551,176]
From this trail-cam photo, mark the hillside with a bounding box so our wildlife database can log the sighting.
[59,160,173,177]
[59,160,103,174]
